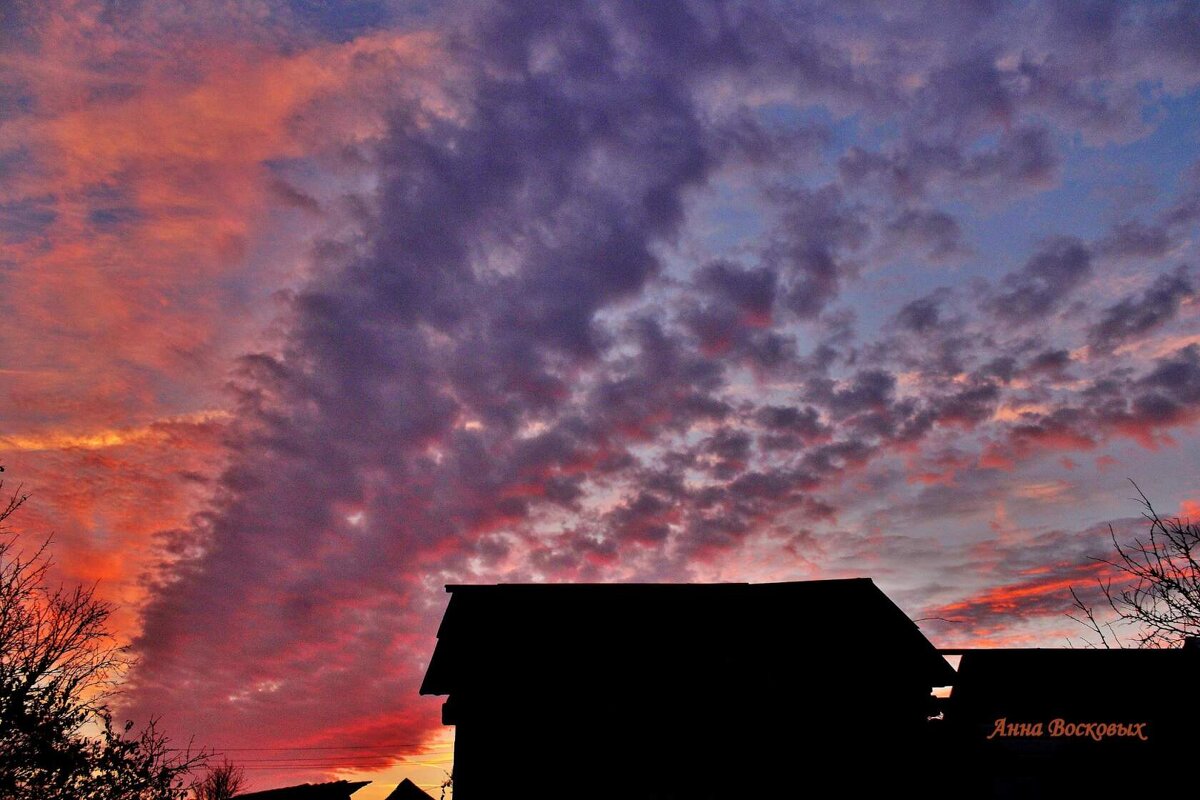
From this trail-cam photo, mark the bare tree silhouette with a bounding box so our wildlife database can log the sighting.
[0,471,207,799]
[1070,482,1200,649]
[192,759,246,800]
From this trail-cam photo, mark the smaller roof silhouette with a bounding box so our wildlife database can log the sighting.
[949,646,1200,713]
[234,780,370,800]
[383,778,435,800]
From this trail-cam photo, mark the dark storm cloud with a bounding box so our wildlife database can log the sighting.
[838,126,1060,199]
[1096,220,1172,260]
[1087,266,1194,353]
[988,236,1092,322]
[961,126,1060,186]
[979,344,1200,463]
[883,208,969,262]
[684,260,792,364]
[0,196,57,244]
[709,107,832,167]
[829,369,895,415]
[1129,344,1200,429]
[589,317,731,437]
[895,288,955,334]
[1162,164,1200,230]
[881,287,984,381]
[1025,348,1073,378]
[928,380,1002,427]
[979,356,1018,384]
[756,405,825,438]
[766,185,870,319]
[696,260,776,317]
[606,491,674,545]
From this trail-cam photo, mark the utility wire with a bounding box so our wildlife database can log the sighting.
[170,743,443,751]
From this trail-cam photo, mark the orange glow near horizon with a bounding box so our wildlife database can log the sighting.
[332,728,455,800]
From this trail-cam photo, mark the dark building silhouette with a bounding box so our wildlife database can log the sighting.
[232,777,433,800]
[421,579,954,799]
[383,778,435,800]
[939,647,1200,798]
[234,780,369,800]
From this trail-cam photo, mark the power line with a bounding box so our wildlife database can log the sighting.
[226,762,429,767]
[211,754,450,760]
[170,743,444,751]
[235,765,450,774]
[231,760,451,767]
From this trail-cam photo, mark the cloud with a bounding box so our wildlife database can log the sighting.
[1096,220,1173,260]
[883,207,970,262]
[914,515,1149,643]
[988,236,1093,322]
[1087,266,1194,353]
[1,0,1198,787]
[766,184,870,319]
[838,125,1061,200]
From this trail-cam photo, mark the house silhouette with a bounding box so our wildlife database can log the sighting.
[938,647,1200,798]
[233,779,433,800]
[383,778,436,800]
[234,780,370,800]
[421,579,954,798]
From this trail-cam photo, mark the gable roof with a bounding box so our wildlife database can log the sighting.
[421,578,954,695]
[383,778,436,800]
[234,780,370,800]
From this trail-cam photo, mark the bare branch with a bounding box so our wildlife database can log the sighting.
[192,758,247,800]
[1070,481,1200,649]
[1,471,207,799]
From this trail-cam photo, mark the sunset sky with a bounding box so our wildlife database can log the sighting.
[2,1,1199,795]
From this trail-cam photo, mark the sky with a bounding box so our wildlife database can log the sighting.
[1,0,1199,795]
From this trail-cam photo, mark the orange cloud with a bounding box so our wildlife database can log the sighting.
[938,574,1084,615]
[924,561,1127,641]
[0,3,442,647]
[0,412,228,637]
[0,410,229,452]
[2,13,442,430]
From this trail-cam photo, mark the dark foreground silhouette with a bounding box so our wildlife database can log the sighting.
[385,778,438,800]
[935,647,1199,798]
[422,579,952,799]
[422,579,1200,799]
[234,779,432,800]
[234,780,369,800]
